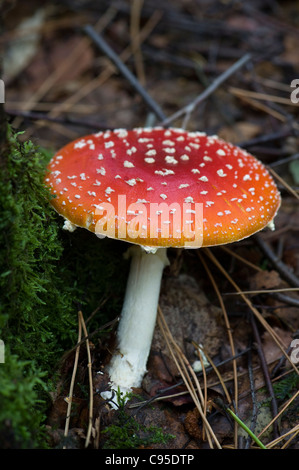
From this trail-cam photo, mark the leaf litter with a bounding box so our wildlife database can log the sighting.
[2,0,299,450]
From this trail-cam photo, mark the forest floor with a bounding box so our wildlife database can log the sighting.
[2,0,299,450]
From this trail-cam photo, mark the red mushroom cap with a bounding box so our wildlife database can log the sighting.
[45,127,281,249]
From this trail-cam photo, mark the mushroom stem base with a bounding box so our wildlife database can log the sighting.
[107,245,169,396]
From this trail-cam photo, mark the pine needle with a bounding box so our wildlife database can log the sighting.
[63,311,83,446]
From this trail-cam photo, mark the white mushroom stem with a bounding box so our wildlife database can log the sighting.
[107,245,169,396]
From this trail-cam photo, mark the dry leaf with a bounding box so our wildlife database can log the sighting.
[218,122,261,144]
[261,327,292,365]
[249,270,281,291]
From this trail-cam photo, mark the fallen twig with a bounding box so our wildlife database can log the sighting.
[157,305,222,449]
[253,234,299,288]
[197,251,239,447]
[250,313,279,439]
[84,25,167,122]
[245,342,258,449]
[63,309,94,448]
[63,311,83,447]
[160,53,252,128]
[78,310,94,448]
[204,248,299,376]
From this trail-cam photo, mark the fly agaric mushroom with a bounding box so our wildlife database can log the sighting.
[45,127,280,398]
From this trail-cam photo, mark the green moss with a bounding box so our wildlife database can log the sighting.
[0,125,129,447]
[1,127,77,361]
[273,372,299,401]
[0,354,46,448]
[102,390,174,449]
